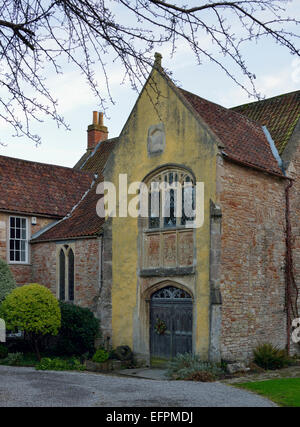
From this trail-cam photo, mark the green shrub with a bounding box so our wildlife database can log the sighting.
[92,348,109,363]
[49,302,100,357]
[253,343,291,370]
[6,352,24,366]
[36,356,85,371]
[166,353,224,380]
[0,343,8,359]
[0,258,16,303]
[0,284,61,361]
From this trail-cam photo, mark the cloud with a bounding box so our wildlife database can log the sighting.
[47,66,130,115]
[291,58,300,84]
[217,58,300,108]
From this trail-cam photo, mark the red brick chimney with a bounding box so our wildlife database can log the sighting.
[87,111,108,150]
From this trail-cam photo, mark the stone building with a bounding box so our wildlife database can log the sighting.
[2,55,299,363]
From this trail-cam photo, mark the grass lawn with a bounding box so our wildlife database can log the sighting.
[236,378,300,407]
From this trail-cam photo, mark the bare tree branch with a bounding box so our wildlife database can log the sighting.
[0,0,298,145]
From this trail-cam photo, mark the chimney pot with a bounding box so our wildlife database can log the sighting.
[93,111,98,125]
[87,111,108,150]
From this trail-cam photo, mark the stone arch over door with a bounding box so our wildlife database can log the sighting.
[134,280,194,363]
[150,285,193,360]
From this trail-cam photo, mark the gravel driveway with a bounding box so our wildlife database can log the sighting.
[0,365,275,407]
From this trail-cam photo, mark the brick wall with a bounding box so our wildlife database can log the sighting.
[31,238,100,312]
[217,156,287,361]
[0,213,55,285]
[74,238,100,311]
[31,241,57,293]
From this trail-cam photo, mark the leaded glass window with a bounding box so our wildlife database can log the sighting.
[58,245,75,302]
[68,249,74,301]
[59,249,65,301]
[152,286,192,299]
[147,169,195,229]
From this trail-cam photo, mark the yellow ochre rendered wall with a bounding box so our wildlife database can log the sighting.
[104,67,218,359]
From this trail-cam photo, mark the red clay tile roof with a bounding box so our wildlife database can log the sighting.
[32,138,118,241]
[0,155,94,217]
[179,88,284,176]
[231,90,300,155]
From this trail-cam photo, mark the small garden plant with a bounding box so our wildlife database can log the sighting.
[253,343,291,370]
[36,357,85,371]
[5,352,24,366]
[166,353,224,381]
[92,348,109,363]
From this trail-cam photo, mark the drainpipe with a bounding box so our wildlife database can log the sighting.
[285,179,298,354]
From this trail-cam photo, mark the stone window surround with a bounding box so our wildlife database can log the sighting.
[56,242,75,302]
[139,165,196,275]
[146,167,195,229]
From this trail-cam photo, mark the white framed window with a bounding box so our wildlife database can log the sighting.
[9,216,28,263]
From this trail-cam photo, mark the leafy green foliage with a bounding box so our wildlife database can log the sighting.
[0,284,61,336]
[49,302,100,357]
[35,356,85,371]
[0,344,8,359]
[253,343,291,370]
[166,353,224,380]
[0,284,61,360]
[5,352,23,366]
[92,348,109,363]
[0,258,16,303]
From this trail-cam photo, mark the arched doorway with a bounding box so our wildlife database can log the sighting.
[150,286,192,359]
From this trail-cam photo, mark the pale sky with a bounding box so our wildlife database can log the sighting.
[1,1,299,168]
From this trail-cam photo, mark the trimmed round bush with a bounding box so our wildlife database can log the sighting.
[0,283,61,360]
[92,348,109,363]
[50,302,100,357]
[0,258,16,303]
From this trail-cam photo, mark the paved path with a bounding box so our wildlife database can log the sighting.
[117,368,169,380]
[0,365,276,407]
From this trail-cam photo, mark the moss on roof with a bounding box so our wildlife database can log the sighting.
[232,90,300,154]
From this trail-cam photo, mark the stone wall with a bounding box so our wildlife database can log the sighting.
[31,241,56,293]
[217,155,287,361]
[74,238,100,311]
[31,238,100,312]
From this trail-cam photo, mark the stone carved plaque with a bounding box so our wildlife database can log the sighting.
[147,123,166,156]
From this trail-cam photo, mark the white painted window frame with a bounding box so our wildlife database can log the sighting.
[8,216,29,264]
